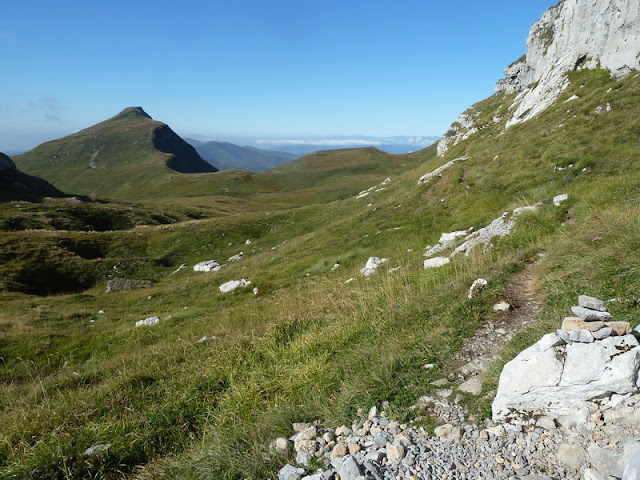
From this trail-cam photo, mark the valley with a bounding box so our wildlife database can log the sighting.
[2,1,640,479]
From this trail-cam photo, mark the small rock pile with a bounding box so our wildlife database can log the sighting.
[274,406,611,480]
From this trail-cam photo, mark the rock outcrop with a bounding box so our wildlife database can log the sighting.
[437,0,640,155]
[497,0,640,128]
[106,278,153,292]
[360,257,388,277]
[492,296,640,424]
[194,260,224,272]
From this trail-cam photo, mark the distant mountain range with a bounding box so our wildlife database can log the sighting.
[185,140,298,173]
[184,135,440,157]
[183,136,439,173]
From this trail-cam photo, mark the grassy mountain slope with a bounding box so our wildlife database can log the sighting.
[13,110,431,205]
[2,69,640,479]
[133,146,433,205]
[13,107,217,199]
[195,141,297,172]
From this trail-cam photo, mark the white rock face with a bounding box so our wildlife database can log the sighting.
[417,156,468,183]
[450,213,515,257]
[424,229,471,257]
[360,257,388,277]
[219,279,251,293]
[497,0,640,128]
[493,333,640,422]
[194,260,224,272]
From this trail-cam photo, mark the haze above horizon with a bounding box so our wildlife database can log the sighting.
[1,0,554,151]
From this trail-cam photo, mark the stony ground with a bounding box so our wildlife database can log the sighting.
[277,393,640,480]
[276,268,640,480]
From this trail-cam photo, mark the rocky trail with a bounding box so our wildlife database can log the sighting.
[454,259,543,378]
[276,281,640,480]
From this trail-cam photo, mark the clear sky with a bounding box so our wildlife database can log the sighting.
[1,0,555,151]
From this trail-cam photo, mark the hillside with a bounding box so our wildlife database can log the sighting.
[13,107,217,199]
[12,110,428,204]
[194,140,297,172]
[0,152,66,202]
[2,1,640,479]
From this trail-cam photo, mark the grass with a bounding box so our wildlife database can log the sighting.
[2,68,640,479]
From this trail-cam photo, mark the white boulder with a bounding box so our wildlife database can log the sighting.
[492,333,640,423]
[136,316,160,327]
[194,260,224,272]
[423,257,450,269]
[228,252,244,262]
[360,257,388,277]
[219,279,251,293]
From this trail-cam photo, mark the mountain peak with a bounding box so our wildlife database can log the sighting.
[110,106,153,122]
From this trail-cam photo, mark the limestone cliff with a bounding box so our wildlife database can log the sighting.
[438,0,640,155]
[499,0,640,128]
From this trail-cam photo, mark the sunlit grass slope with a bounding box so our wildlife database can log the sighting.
[13,107,432,205]
[1,69,640,479]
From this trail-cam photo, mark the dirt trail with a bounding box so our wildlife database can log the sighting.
[454,259,544,376]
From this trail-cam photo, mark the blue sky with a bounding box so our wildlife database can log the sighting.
[1,0,555,151]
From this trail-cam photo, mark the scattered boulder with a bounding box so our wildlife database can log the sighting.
[219,279,251,293]
[228,252,244,262]
[553,194,569,206]
[458,376,483,395]
[270,437,292,454]
[423,229,471,257]
[278,464,305,480]
[451,213,515,257]
[493,301,513,313]
[360,257,388,277]
[423,256,450,269]
[595,103,612,113]
[194,260,224,272]
[196,335,221,344]
[135,316,160,327]
[106,278,152,292]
